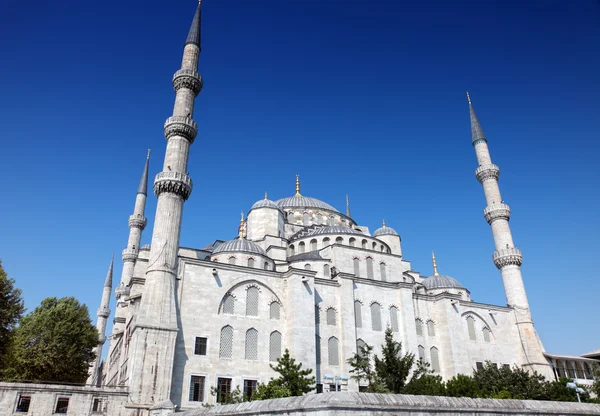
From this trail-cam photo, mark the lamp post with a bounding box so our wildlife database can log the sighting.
[323,374,348,392]
[566,382,585,403]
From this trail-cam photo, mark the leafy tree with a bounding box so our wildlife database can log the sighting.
[446,374,480,398]
[0,260,25,369]
[373,327,415,393]
[251,382,292,400]
[472,362,546,400]
[268,349,315,396]
[209,386,244,404]
[3,297,98,384]
[347,342,387,393]
[403,358,446,396]
[542,377,581,402]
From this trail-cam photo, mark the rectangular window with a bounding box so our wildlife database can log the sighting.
[329,384,338,392]
[316,384,323,394]
[189,375,206,402]
[216,377,232,403]
[243,379,257,401]
[16,395,31,412]
[55,397,70,414]
[92,398,104,413]
[194,337,207,355]
[358,385,368,392]
[475,362,484,371]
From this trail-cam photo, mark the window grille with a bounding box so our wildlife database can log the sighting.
[371,302,382,331]
[476,361,484,371]
[354,301,362,328]
[16,395,31,412]
[270,302,280,320]
[311,239,318,251]
[326,308,336,326]
[189,376,205,402]
[247,258,255,268]
[55,397,70,414]
[228,256,236,265]
[299,242,305,253]
[304,263,311,271]
[246,287,259,316]
[430,347,440,373]
[245,328,258,360]
[380,263,387,281]
[216,378,232,403]
[353,258,360,277]
[269,331,282,361]
[483,327,491,343]
[390,306,399,332]
[194,337,207,355]
[316,335,321,364]
[415,319,423,336]
[223,295,235,315]
[467,316,476,341]
[427,321,435,337]
[366,257,374,279]
[349,238,355,247]
[243,379,257,401]
[92,398,104,413]
[219,326,233,358]
[323,264,330,277]
[418,345,425,360]
[357,339,366,357]
[328,337,339,365]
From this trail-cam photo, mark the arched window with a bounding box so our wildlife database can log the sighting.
[381,245,385,252]
[287,212,294,222]
[269,331,282,361]
[303,212,309,225]
[323,237,331,247]
[316,335,321,364]
[336,237,343,245]
[466,316,476,341]
[427,320,435,337]
[390,306,399,332]
[354,301,362,328]
[247,258,255,268]
[223,294,235,315]
[228,256,236,265]
[245,328,258,360]
[329,216,335,226]
[326,307,336,326]
[264,262,269,270]
[357,339,366,357]
[270,302,280,320]
[483,327,491,343]
[362,240,367,249]
[299,242,305,254]
[219,325,233,358]
[366,257,374,279]
[304,263,311,271]
[415,319,423,336]
[246,287,259,316]
[380,262,387,281]
[289,244,295,256]
[371,302,382,331]
[418,345,425,360]
[349,238,356,247]
[353,258,360,277]
[310,239,318,251]
[430,347,440,373]
[372,242,377,250]
[323,264,330,277]
[328,337,339,365]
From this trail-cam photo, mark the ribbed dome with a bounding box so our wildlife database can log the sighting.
[276,195,339,213]
[304,226,362,237]
[251,198,281,211]
[212,239,266,256]
[373,223,399,237]
[422,274,464,290]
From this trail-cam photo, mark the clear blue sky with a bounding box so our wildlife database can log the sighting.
[0,0,598,358]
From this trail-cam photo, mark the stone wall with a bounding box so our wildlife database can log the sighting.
[181,392,600,415]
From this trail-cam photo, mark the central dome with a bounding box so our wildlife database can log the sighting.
[275,195,339,213]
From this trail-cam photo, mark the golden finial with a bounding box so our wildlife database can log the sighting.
[295,174,301,196]
[432,251,439,276]
[466,91,471,105]
[264,191,268,200]
[382,219,386,227]
[147,149,151,159]
[238,211,246,239]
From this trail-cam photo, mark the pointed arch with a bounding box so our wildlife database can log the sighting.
[354,300,362,328]
[415,318,423,336]
[366,257,374,279]
[269,331,282,361]
[371,302,382,331]
[246,286,259,316]
[430,346,440,373]
[270,301,281,320]
[328,337,339,365]
[222,294,235,315]
[326,307,337,326]
[427,320,435,337]
[380,262,387,281]
[219,325,233,358]
[389,306,399,332]
[245,328,258,360]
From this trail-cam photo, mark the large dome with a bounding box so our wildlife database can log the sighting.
[373,220,399,237]
[276,195,339,213]
[212,239,266,256]
[422,274,464,290]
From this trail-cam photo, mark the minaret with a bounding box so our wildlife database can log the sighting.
[467,92,552,377]
[87,255,114,386]
[346,194,352,218]
[431,251,439,276]
[127,1,203,407]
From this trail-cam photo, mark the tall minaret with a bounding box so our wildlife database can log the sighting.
[87,255,114,386]
[467,93,552,377]
[127,1,203,407]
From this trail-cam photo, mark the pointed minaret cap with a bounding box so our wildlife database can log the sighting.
[467,92,486,145]
[432,251,439,277]
[346,195,352,218]
[104,253,114,288]
[185,1,202,47]
[137,150,150,195]
[238,212,246,239]
[295,175,301,197]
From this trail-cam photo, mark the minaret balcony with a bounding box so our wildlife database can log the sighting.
[483,203,511,224]
[164,116,198,144]
[475,164,500,184]
[97,306,111,318]
[128,214,147,230]
[154,171,193,201]
[493,247,523,269]
[122,248,139,263]
[172,69,203,95]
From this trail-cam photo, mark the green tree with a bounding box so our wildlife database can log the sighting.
[472,362,546,400]
[403,358,447,396]
[0,260,25,370]
[542,377,580,402]
[268,349,315,396]
[347,342,388,393]
[373,327,415,393]
[3,297,98,384]
[251,382,292,401]
[446,374,480,398]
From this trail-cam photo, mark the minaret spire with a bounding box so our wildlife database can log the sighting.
[295,174,301,196]
[137,149,151,195]
[431,251,439,276]
[238,212,246,239]
[468,93,552,378]
[346,194,351,217]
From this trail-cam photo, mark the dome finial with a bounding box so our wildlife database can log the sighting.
[295,174,301,196]
[466,91,471,105]
[238,211,246,239]
[382,219,386,227]
[432,251,439,276]
[264,191,268,200]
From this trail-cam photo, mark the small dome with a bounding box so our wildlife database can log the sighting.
[276,195,339,213]
[212,238,266,256]
[422,274,464,290]
[373,221,399,237]
[251,198,281,211]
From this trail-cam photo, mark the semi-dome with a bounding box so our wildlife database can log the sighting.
[373,220,399,237]
[212,238,266,256]
[304,225,362,237]
[276,195,339,213]
[422,274,464,290]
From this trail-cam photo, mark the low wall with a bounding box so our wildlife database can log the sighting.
[0,381,129,416]
[181,392,600,415]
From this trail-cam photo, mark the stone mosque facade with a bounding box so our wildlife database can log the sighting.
[1,2,598,415]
